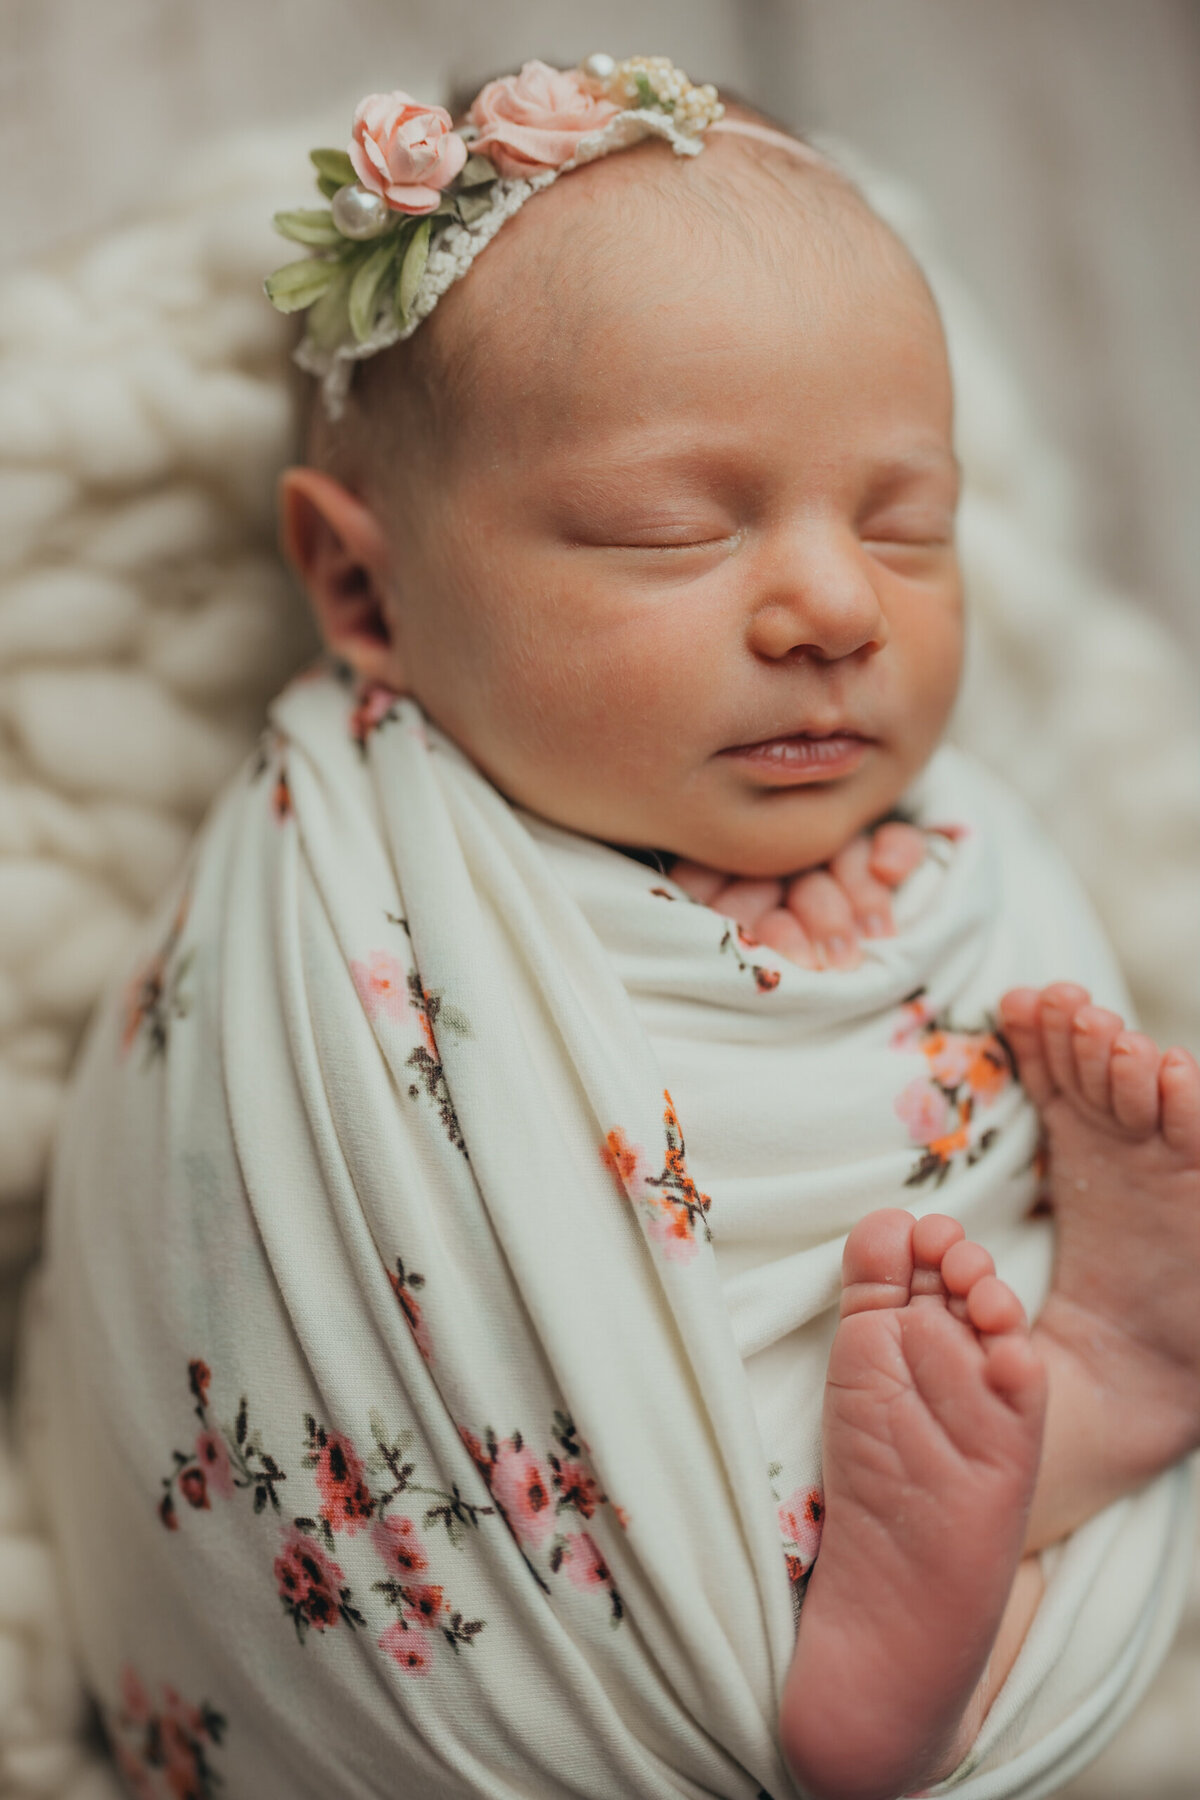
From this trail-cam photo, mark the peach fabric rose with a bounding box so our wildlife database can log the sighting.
[468,60,621,177]
[350,91,468,215]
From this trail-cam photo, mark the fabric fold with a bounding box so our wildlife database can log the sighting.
[20,662,1191,1799]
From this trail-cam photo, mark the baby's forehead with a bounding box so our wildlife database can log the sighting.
[476,134,875,308]
[437,139,932,407]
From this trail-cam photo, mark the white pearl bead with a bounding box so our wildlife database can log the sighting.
[582,52,616,80]
[331,183,391,240]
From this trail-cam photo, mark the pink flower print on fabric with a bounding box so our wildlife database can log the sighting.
[274,1526,349,1635]
[373,1513,430,1575]
[891,986,1015,1188]
[194,1428,235,1500]
[119,1664,152,1725]
[352,950,409,1023]
[601,1094,712,1264]
[310,1427,375,1536]
[561,1530,612,1592]
[779,1485,825,1575]
[895,1076,951,1147]
[400,1582,446,1631]
[489,1437,556,1549]
[349,681,401,751]
[388,1258,434,1362]
[891,993,935,1050]
[378,1619,433,1674]
[600,1127,646,1194]
[922,1030,973,1088]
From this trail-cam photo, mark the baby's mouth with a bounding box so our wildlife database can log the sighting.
[718,731,872,783]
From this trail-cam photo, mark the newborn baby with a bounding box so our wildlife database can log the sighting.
[281,99,1200,1797]
[25,63,1200,1800]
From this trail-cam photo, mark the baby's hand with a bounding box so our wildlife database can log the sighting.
[671,822,926,969]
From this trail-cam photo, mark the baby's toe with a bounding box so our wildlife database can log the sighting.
[1110,1031,1162,1137]
[940,1236,996,1300]
[910,1212,965,1296]
[841,1209,916,1316]
[1037,984,1093,1102]
[998,988,1056,1110]
[1070,1005,1125,1114]
[983,1330,1047,1419]
[1161,1048,1200,1159]
[966,1274,1026,1337]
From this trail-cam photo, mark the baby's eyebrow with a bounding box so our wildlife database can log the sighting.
[549,450,723,510]
[869,447,962,486]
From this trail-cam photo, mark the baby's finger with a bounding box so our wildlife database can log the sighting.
[756,907,818,968]
[714,878,785,935]
[828,835,897,939]
[670,860,728,904]
[868,821,927,888]
[786,870,862,969]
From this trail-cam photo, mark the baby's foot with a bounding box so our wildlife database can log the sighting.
[780,1210,1046,1800]
[1000,984,1200,1538]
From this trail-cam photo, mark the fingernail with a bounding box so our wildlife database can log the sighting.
[863,913,892,939]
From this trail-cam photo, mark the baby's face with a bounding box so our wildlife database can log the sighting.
[364,143,962,877]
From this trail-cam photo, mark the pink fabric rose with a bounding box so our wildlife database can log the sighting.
[350,91,468,215]
[468,60,621,177]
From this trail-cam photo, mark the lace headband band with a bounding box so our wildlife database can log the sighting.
[266,56,824,418]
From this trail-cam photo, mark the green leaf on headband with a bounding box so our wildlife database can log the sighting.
[310,147,357,191]
[434,194,460,218]
[456,189,492,225]
[273,208,342,247]
[458,154,498,189]
[263,257,340,312]
[396,216,432,325]
[348,238,399,343]
[306,264,354,350]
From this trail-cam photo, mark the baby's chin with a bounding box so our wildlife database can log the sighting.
[611,789,906,880]
[649,765,919,879]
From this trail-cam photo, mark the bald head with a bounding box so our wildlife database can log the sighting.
[305,112,944,519]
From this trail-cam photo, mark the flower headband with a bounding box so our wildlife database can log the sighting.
[266,55,727,417]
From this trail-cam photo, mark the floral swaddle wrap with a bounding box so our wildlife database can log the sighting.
[21,661,1192,1800]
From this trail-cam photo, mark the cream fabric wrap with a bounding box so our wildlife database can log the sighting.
[22,663,1192,1800]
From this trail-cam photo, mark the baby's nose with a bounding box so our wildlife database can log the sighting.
[747,531,888,663]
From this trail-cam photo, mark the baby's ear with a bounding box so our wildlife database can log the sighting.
[277,468,405,686]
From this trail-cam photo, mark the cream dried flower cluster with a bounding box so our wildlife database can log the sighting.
[264,55,723,417]
[594,55,723,134]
